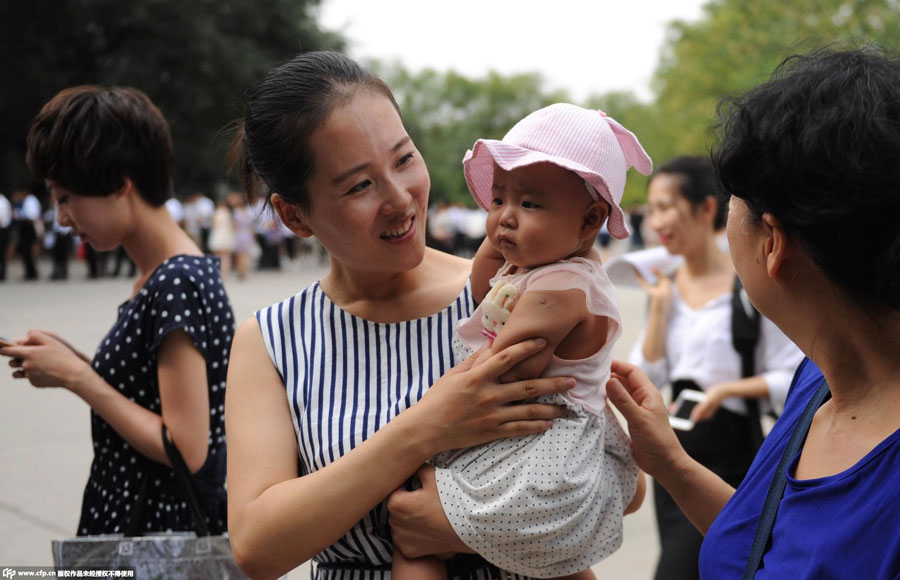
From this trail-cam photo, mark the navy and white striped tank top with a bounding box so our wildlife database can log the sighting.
[256,280,477,579]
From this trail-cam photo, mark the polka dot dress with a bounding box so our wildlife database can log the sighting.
[434,259,640,577]
[77,255,233,536]
[434,397,638,577]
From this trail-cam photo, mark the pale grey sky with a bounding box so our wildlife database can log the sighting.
[316,0,709,102]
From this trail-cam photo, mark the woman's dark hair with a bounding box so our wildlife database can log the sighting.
[26,86,173,206]
[230,51,400,213]
[713,45,900,312]
[652,156,727,230]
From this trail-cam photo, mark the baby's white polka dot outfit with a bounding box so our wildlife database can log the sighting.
[436,258,640,577]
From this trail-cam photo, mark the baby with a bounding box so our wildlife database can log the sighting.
[393,103,651,579]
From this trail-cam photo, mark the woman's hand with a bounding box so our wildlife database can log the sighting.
[634,268,673,363]
[388,465,473,559]
[407,338,575,456]
[635,267,673,317]
[608,361,738,534]
[35,330,92,363]
[690,384,728,422]
[606,360,688,480]
[2,330,92,389]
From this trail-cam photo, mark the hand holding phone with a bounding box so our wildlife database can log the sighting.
[668,389,707,431]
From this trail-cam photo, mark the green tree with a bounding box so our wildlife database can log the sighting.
[651,0,900,162]
[0,0,343,196]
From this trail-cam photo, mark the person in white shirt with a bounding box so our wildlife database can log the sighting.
[426,202,456,253]
[627,156,803,580]
[182,191,215,253]
[46,205,73,280]
[165,196,184,226]
[0,192,11,281]
[11,190,42,280]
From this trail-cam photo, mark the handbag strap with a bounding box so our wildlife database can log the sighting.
[162,424,211,536]
[741,378,830,579]
[731,276,765,451]
[731,276,761,381]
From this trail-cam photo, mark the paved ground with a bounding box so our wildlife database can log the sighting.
[0,246,660,578]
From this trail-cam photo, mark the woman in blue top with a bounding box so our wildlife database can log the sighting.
[225,51,575,580]
[608,45,900,578]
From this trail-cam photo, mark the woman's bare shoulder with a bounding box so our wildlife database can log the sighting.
[423,248,472,284]
[418,248,473,306]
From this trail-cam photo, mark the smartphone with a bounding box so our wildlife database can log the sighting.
[668,389,706,431]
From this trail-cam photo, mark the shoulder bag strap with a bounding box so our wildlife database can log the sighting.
[731,276,760,380]
[732,276,765,450]
[162,424,211,536]
[741,378,830,579]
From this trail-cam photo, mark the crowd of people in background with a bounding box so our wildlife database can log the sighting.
[0,187,332,282]
[426,201,649,260]
[0,190,653,283]
[0,189,43,281]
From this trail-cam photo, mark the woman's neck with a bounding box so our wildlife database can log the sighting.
[769,261,900,421]
[805,302,900,408]
[122,204,201,290]
[320,248,470,323]
[323,263,420,307]
[682,234,729,278]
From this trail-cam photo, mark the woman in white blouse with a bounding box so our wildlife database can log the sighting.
[628,156,803,580]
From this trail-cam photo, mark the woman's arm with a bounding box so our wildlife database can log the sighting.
[635,271,673,363]
[606,361,734,534]
[692,317,805,421]
[3,329,210,471]
[226,318,576,580]
[690,375,769,423]
[156,330,210,471]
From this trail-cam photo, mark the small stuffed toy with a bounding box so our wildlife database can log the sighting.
[480,280,518,342]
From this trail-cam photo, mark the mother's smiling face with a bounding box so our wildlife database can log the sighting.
[276,90,431,275]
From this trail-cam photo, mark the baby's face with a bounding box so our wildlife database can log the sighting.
[486,162,593,268]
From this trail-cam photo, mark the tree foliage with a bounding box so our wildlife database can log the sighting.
[373,1,900,209]
[586,0,900,206]
[0,0,342,196]
[3,0,897,210]
[651,0,900,163]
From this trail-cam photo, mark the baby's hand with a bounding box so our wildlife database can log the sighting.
[481,280,518,340]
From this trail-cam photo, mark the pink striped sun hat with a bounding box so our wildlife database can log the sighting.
[463,103,652,239]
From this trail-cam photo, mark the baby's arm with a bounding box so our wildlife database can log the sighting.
[491,288,606,382]
[471,238,505,304]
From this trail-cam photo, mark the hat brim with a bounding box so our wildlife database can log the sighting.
[463,139,630,239]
